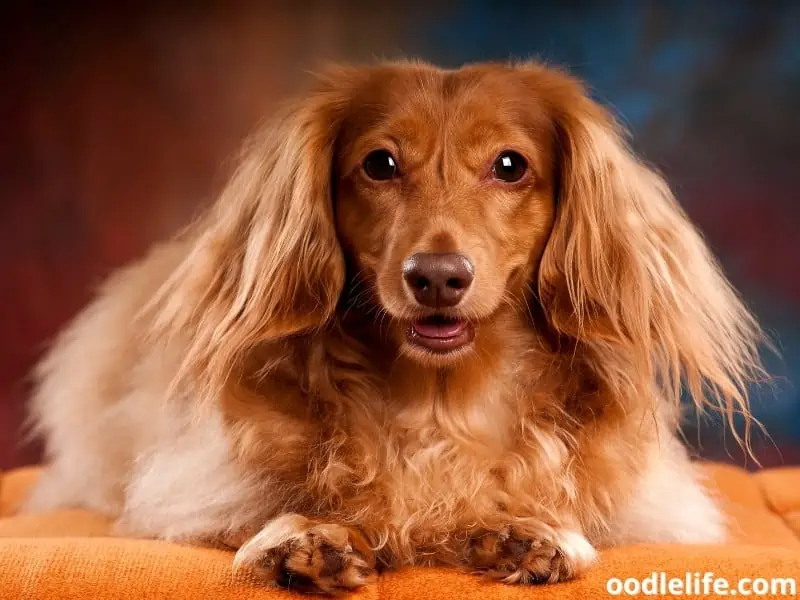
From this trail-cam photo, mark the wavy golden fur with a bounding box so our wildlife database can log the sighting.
[24,61,764,593]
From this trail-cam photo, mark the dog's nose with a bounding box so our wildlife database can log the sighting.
[402,253,474,308]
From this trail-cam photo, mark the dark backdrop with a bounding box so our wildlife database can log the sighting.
[1,1,797,469]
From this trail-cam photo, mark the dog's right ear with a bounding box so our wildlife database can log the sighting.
[144,66,362,397]
[525,62,764,446]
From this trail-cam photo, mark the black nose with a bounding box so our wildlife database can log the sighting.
[402,252,474,308]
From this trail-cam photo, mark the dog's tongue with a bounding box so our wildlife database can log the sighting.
[413,317,467,339]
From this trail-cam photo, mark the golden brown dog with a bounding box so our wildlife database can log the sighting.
[24,61,764,593]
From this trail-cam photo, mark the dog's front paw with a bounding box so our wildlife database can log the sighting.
[234,514,376,594]
[468,526,597,584]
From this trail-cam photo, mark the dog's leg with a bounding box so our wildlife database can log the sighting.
[232,513,377,593]
[466,520,597,584]
[604,439,728,546]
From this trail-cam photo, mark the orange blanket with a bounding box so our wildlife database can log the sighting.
[1,464,799,599]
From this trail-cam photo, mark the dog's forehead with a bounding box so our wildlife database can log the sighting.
[339,65,553,156]
[351,65,536,121]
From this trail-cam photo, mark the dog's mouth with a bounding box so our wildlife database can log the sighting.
[405,314,475,353]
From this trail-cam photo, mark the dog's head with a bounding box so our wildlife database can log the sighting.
[334,64,560,363]
[153,61,762,435]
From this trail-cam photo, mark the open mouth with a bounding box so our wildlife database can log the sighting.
[405,315,475,353]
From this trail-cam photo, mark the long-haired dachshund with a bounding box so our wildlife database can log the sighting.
[24,61,764,593]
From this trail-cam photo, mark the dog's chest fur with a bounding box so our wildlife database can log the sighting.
[311,343,578,543]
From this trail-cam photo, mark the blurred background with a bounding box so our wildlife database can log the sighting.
[1,1,798,470]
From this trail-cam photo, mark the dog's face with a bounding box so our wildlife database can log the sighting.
[334,66,559,364]
[171,61,760,429]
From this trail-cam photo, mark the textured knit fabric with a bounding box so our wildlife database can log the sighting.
[1,464,798,599]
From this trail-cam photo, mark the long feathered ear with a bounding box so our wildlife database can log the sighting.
[145,71,357,399]
[534,68,764,445]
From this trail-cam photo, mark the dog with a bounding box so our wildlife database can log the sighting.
[24,61,764,593]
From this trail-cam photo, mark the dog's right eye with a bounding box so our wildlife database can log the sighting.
[363,150,398,181]
[492,151,528,183]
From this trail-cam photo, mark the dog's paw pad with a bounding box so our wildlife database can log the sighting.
[235,520,376,594]
[469,527,597,584]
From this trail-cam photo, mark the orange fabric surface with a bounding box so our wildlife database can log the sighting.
[1,464,798,599]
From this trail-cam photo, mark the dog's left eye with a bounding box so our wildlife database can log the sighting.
[363,150,398,181]
[492,151,527,183]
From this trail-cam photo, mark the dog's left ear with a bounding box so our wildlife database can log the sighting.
[146,66,361,397]
[530,65,763,437]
